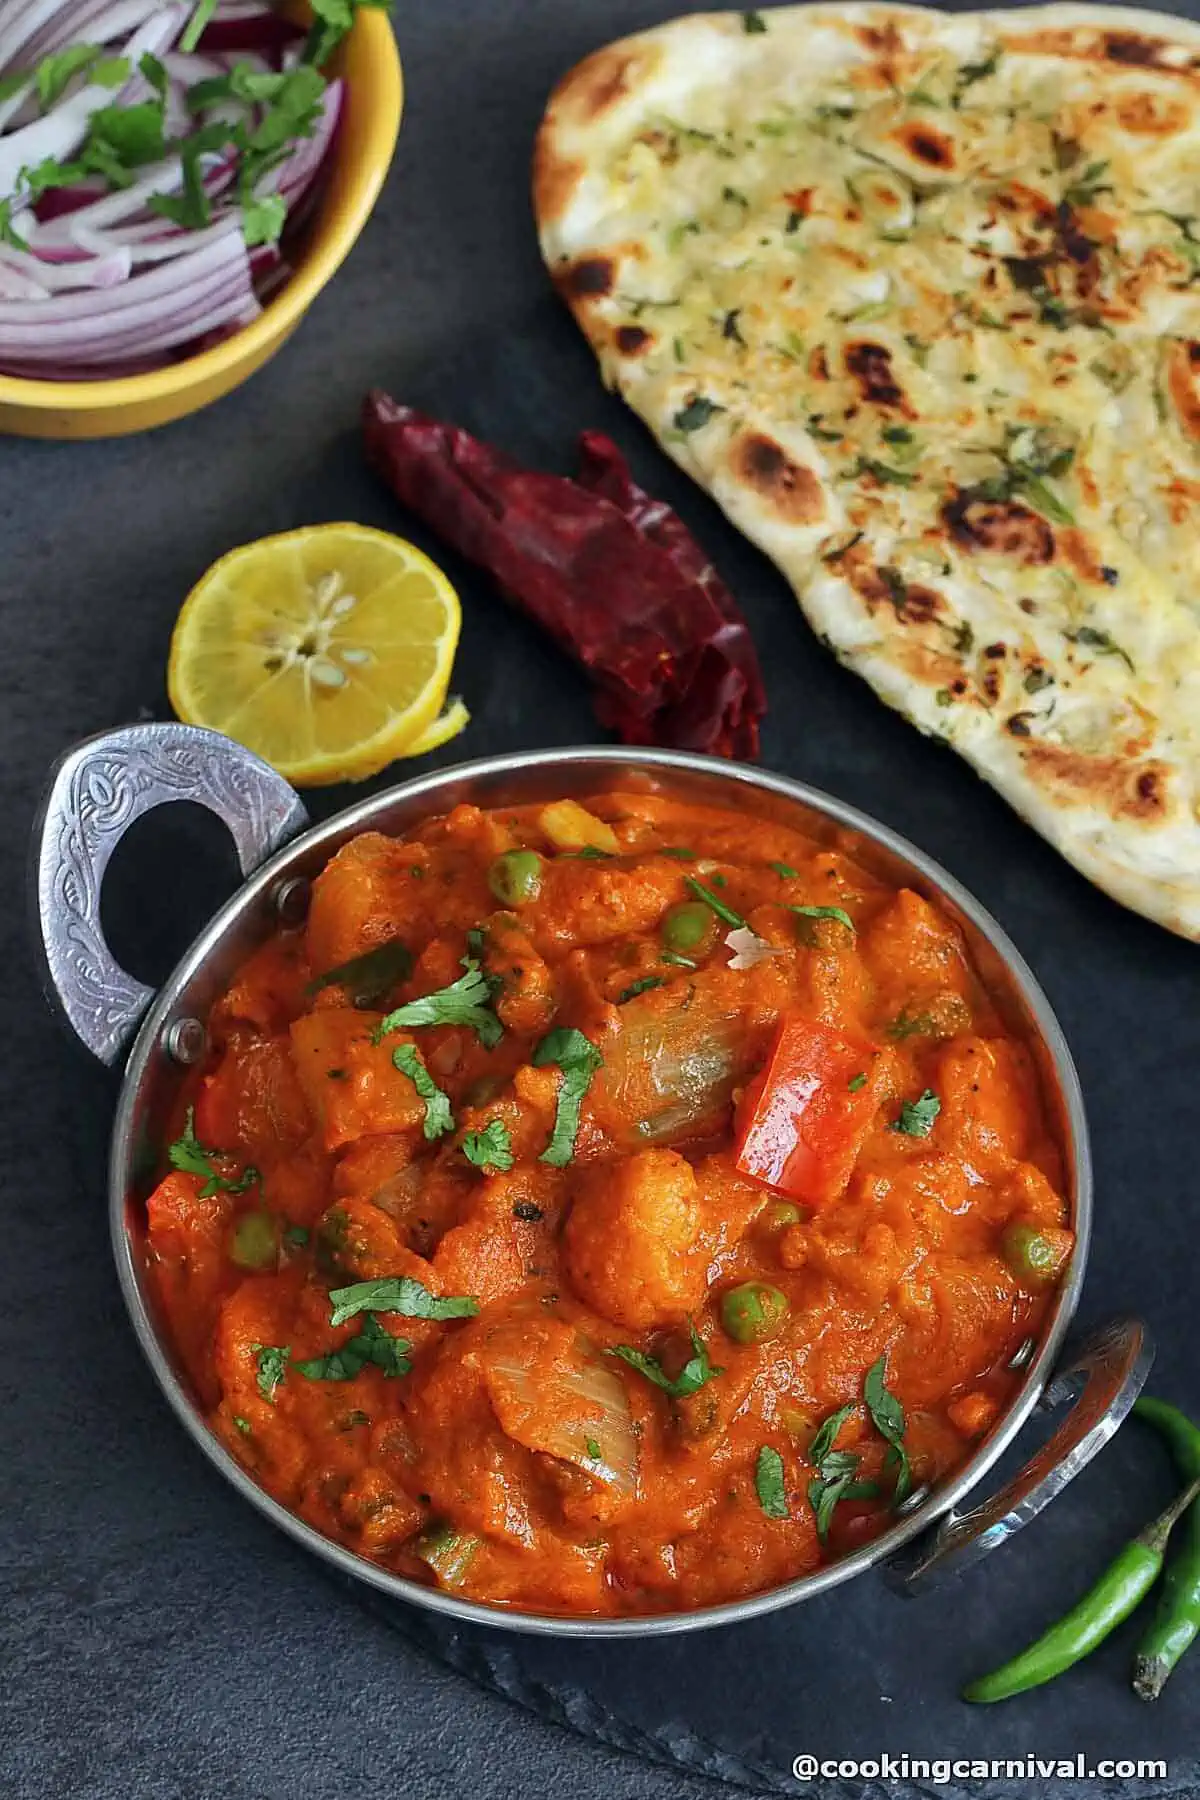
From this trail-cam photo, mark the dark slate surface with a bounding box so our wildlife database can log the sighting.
[3,4,1198,1798]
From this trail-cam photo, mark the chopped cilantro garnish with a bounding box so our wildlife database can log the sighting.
[848,1072,867,1093]
[307,938,412,1004]
[755,1445,789,1518]
[585,1437,603,1460]
[461,1118,514,1173]
[327,1277,479,1328]
[618,976,665,1004]
[888,1008,934,1041]
[788,903,855,934]
[684,876,746,929]
[674,395,724,432]
[168,1107,259,1198]
[864,1354,913,1504]
[611,1321,722,1398]
[375,957,502,1049]
[659,847,696,860]
[894,1089,941,1137]
[769,862,799,879]
[532,1028,603,1166]
[391,1044,454,1141]
[852,456,916,487]
[742,9,768,30]
[253,1344,290,1403]
[180,0,220,54]
[294,1313,412,1382]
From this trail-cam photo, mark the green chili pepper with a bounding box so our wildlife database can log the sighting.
[720,1281,790,1345]
[1132,1397,1200,1701]
[963,1472,1200,1703]
[661,900,717,955]
[487,849,543,906]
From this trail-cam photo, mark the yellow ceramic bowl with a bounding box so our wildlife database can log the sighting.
[0,11,402,440]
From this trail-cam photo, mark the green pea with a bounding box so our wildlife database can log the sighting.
[661,900,716,954]
[230,1210,280,1271]
[762,1200,803,1231]
[1000,1223,1061,1287]
[488,849,544,906]
[720,1281,791,1345]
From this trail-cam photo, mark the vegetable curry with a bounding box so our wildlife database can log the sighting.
[145,790,1073,1616]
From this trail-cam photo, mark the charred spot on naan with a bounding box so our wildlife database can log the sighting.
[843,557,944,626]
[943,493,1056,567]
[889,119,956,172]
[613,323,654,357]
[844,341,912,414]
[731,433,825,525]
[1020,744,1172,823]
[1114,89,1191,135]
[1005,26,1190,74]
[1165,339,1200,440]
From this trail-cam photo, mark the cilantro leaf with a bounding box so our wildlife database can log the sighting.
[743,9,768,30]
[755,1445,789,1518]
[674,395,724,432]
[684,875,746,929]
[307,939,412,1005]
[36,44,102,109]
[809,1466,861,1540]
[327,1277,479,1329]
[462,1118,514,1173]
[532,1027,603,1166]
[253,1343,289,1403]
[769,862,798,878]
[88,100,167,169]
[894,1089,941,1137]
[807,1402,856,1468]
[241,191,288,248]
[888,1008,934,1041]
[864,1355,912,1504]
[294,1314,412,1382]
[611,1321,722,1399]
[848,1072,867,1092]
[375,957,502,1050]
[391,1044,454,1140]
[0,198,27,250]
[585,1437,602,1460]
[788,903,855,935]
[168,1107,259,1198]
[618,976,664,1004]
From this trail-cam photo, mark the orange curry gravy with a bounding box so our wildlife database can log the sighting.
[145,791,1073,1616]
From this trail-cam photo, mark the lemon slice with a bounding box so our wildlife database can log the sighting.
[399,695,471,757]
[167,524,462,786]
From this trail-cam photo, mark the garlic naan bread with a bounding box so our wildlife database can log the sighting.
[535,3,1200,940]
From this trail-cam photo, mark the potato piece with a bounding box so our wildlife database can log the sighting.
[563,1147,707,1330]
[289,1009,425,1150]
[538,799,620,855]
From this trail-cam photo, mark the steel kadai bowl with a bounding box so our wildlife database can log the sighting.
[34,724,1152,1638]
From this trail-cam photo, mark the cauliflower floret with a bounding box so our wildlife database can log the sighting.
[563,1147,706,1330]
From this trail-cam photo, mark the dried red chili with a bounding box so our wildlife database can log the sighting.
[362,392,765,759]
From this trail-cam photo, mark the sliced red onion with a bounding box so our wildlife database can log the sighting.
[0,0,76,79]
[0,221,245,329]
[0,240,130,292]
[0,248,254,359]
[14,0,164,69]
[0,6,189,200]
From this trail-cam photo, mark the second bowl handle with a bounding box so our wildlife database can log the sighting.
[887,1315,1153,1595]
[33,721,309,1067]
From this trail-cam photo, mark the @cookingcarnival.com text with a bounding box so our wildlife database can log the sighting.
[791,1754,1169,1784]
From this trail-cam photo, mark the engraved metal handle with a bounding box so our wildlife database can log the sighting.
[888,1316,1153,1594]
[33,722,309,1066]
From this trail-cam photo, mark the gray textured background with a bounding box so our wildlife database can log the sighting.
[3,3,1198,1797]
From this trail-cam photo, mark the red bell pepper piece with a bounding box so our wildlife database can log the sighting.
[735,1016,880,1207]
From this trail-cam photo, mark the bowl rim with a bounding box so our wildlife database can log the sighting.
[109,745,1092,1638]
[0,10,402,414]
